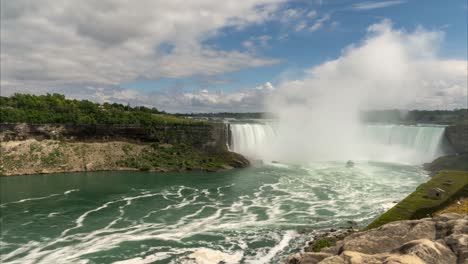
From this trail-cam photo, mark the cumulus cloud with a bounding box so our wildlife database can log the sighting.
[6,81,274,113]
[269,19,467,112]
[0,0,283,90]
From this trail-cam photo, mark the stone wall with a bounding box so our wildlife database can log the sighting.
[0,123,228,153]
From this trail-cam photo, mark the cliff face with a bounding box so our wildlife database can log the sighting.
[0,123,249,176]
[0,123,228,153]
[445,124,468,154]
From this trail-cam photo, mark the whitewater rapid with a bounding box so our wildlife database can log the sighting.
[0,163,428,264]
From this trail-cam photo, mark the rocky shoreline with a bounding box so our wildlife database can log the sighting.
[285,167,468,264]
[286,213,467,264]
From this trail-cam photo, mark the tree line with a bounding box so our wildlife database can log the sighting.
[0,93,195,125]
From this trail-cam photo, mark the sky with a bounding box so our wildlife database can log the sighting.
[1,0,467,112]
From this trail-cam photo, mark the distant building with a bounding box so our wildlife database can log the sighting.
[427,188,445,200]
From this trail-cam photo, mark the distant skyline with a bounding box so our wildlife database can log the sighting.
[1,0,467,112]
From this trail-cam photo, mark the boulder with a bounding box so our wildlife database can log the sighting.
[340,219,436,254]
[394,239,457,264]
[285,214,467,264]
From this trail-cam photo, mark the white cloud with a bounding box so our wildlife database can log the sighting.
[0,0,284,90]
[243,35,272,51]
[277,7,325,33]
[279,8,302,23]
[295,21,307,32]
[309,14,331,32]
[1,81,275,113]
[352,1,405,11]
[306,10,317,18]
[269,19,467,114]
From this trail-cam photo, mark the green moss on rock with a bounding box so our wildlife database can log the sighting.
[310,238,336,252]
[367,170,468,229]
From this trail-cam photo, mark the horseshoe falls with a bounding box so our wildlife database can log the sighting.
[229,122,447,164]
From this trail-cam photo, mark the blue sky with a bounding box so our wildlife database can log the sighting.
[1,0,467,112]
[121,0,467,94]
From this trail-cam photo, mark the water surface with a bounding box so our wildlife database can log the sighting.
[0,162,428,263]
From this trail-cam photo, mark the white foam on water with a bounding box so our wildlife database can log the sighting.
[64,189,80,195]
[0,193,61,207]
[187,248,243,264]
[0,189,80,208]
[381,202,397,211]
[1,163,429,264]
[47,212,60,217]
[248,230,298,264]
[112,252,172,264]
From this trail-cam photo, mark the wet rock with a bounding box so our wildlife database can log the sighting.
[285,214,467,264]
[228,152,250,168]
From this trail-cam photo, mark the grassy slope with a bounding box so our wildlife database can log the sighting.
[367,170,468,229]
[435,198,468,215]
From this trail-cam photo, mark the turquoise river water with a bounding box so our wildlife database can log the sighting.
[0,162,428,263]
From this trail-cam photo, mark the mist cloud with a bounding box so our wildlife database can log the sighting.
[263,19,467,163]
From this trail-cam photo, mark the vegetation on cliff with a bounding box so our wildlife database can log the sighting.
[0,139,249,176]
[366,170,468,229]
[0,94,253,176]
[0,93,198,125]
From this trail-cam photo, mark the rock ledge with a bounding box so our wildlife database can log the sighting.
[286,213,467,264]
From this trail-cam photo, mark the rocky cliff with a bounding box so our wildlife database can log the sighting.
[445,124,468,154]
[286,213,467,264]
[0,123,249,176]
[0,123,229,153]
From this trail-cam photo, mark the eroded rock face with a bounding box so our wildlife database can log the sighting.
[340,219,436,254]
[445,125,468,154]
[286,213,467,264]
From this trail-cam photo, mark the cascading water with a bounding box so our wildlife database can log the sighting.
[361,124,447,162]
[229,122,447,164]
[229,122,278,159]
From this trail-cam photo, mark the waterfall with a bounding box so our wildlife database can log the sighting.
[229,123,278,159]
[362,124,446,160]
[229,122,447,164]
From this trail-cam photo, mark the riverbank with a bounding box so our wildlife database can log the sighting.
[367,170,468,229]
[0,139,249,176]
[285,169,468,263]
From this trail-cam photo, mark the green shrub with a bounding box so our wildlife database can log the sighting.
[311,238,335,252]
